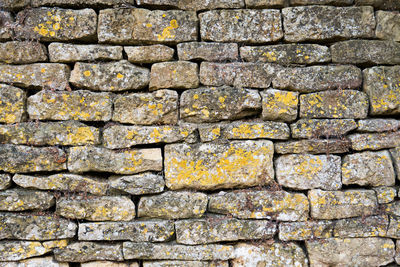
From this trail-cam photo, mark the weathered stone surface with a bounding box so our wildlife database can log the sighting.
[261,89,298,122]
[290,0,353,4]
[385,201,400,217]
[276,154,342,190]
[82,262,135,267]
[390,147,400,180]
[387,215,400,238]
[0,145,66,173]
[342,151,395,186]
[200,62,280,89]
[0,241,50,261]
[109,173,164,195]
[198,125,223,142]
[300,90,369,119]
[291,119,357,139]
[98,8,198,44]
[308,189,378,219]
[31,0,135,7]
[149,61,198,90]
[200,9,282,43]
[13,173,109,195]
[245,0,285,7]
[123,243,234,260]
[28,90,112,121]
[175,217,276,245]
[209,190,309,221]
[358,119,400,133]
[374,187,396,204]
[180,87,261,123]
[355,0,400,10]
[68,146,162,174]
[56,196,135,221]
[113,90,178,125]
[376,11,400,42]
[70,61,149,91]
[275,139,351,154]
[241,44,330,65]
[279,220,334,241]
[0,213,76,240]
[13,256,69,267]
[283,6,375,42]
[232,242,308,267]
[54,242,123,262]
[0,11,13,41]
[0,121,100,146]
[333,215,388,238]
[138,191,207,219]
[0,174,11,190]
[0,0,30,11]
[0,41,47,64]
[349,131,400,151]
[0,189,54,211]
[273,65,362,92]
[125,45,174,64]
[136,0,244,10]
[0,63,70,90]
[178,42,238,62]
[78,221,174,242]
[363,66,400,115]
[223,121,289,140]
[143,261,227,267]
[49,43,123,63]
[306,238,395,267]
[165,140,273,190]
[0,84,26,124]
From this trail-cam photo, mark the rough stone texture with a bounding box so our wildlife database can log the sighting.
[149,61,199,90]
[165,140,273,190]
[178,42,238,62]
[245,0,285,7]
[333,215,388,238]
[222,121,290,140]
[374,187,397,204]
[0,41,47,64]
[390,147,400,180]
[138,191,208,219]
[275,139,351,154]
[276,154,342,190]
[27,90,112,121]
[9,256,69,267]
[0,174,11,190]
[98,8,198,44]
[0,11,13,41]
[300,90,369,119]
[109,173,165,195]
[68,146,162,174]
[387,215,400,238]
[0,241,50,261]
[82,262,136,267]
[143,262,227,267]
[358,119,400,133]
[349,131,400,151]
[308,189,378,219]
[384,201,400,217]
[290,0,353,4]
[279,220,334,241]
[0,0,30,11]
[125,45,174,64]
[49,43,123,63]
[30,0,135,7]
[0,84,26,124]
[376,11,400,42]
[113,90,178,125]
[208,190,309,221]
[283,6,375,42]
[0,189,55,211]
[261,89,298,122]
[54,242,123,262]
[291,119,357,139]
[136,0,244,10]
[355,0,400,10]
[180,87,261,123]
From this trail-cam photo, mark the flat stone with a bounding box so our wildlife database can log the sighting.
[28,90,112,121]
[175,217,276,245]
[49,43,123,63]
[136,0,244,10]
[82,262,136,267]
[98,8,198,44]
[78,221,174,242]
[240,44,330,65]
[374,187,397,204]
[272,65,362,92]
[0,121,100,146]
[245,0,285,7]
[0,174,11,190]
[0,0,30,11]
[143,261,227,267]
[275,139,351,154]
[0,241,50,261]
[0,84,26,124]
[165,140,273,190]
[0,41,47,64]
[54,242,123,262]
[261,89,298,122]
[376,11,400,42]
[0,145,66,173]
[109,172,165,195]
[178,42,238,62]
[276,154,342,190]
[283,6,375,42]
[306,238,395,267]
[0,63,70,90]
[113,90,178,125]
[68,146,162,174]
[387,215,400,238]
[70,61,149,91]
[222,121,290,140]
[291,119,356,139]
[56,196,135,221]
[333,215,388,238]
[149,61,199,90]
[125,45,174,64]
[0,11,13,41]
[31,0,135,7]
[363,66,400,115]
[290,0,353,4]
[391,147,400,180]
[0,189,54,211]
[180,87,261,123]
[200,9,282,43]
[208,190,309,221]
[358,119,400,132]
[349,131,400,151]
[355,0,400,10]
[279,220,334,241]
[138,191,208,219]
[385,201,400,217]
[308,189,378,219]
[300,90,369,119]
[13,256,69,267]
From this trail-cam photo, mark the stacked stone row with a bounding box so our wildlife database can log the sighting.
[0,0,400,266]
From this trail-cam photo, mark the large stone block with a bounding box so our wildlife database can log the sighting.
[349,131,400,151]
[0,189,54,211]
[149,61,199,90]
[125,45,174,64]
[0,84,26,124]
[279,220,334,241]
[54,242,123,262]
[136,0,244,10]
[178,42,238,62]
[0,241,51,261]
[291,119,357,139]
[261,89,299,122]
[109,172,165,195]
[376,11,400,42]
[0,41,47,64]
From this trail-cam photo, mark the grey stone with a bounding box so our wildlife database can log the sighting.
[333,215,388,238]
[0,189,55,211]
[0,41,47,64]
[136,0,244,10]
[349,131,400,151]
[0,84,26,124]
[275,139,351,154]
[374,187,397,204]
[149,61,199,90]
[178,42,238,62]
[223,121,290,140]
[291,119,357,139]
[376,11,400,42]
[358,119,400,133]
[279,220,334,241]
[261,89,299,122]
[109,172,164,195]
[0,241,50,261]
[0,174,11,190]
[125,45,174,64]
[54,242,123,262]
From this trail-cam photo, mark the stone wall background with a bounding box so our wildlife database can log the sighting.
[0,0,400,266]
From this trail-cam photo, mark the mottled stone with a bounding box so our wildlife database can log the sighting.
[349,131,400,151]
[54,242,123,262]
[283,6,375,42]
[125,45,174,64]
[31,0,135,7]
[358,119,400,133]
[68,146,162,174]
[276,154,342,190]
[376,11,400,42]
[290,0,353,4]
[223,121,289,140]
[109,173,164,195]
[0,174,11,190]
[14,256,69,267]
[355,0,400,10]
[0,0,30,11]
[209,190,309,221]
[113,90,178,125]
[300,90,369,119]
[0,189,54,211]
[387,215,400,238]
[98,8,198,44]
[261,89,298,122]
[374,187,397,204]
[0,41,47,64]
[291,119,357,139]
[178,42,238,62]
[165,140,273,190]
[390,147,400,180]
[0,241,50,261]
[143,262,227,267]
[275,139,351,154]
[138,191,207,219]
[82,262,135,267]
[308,189,378,219]
[200,9,282,43]
[149,61,198,90]
[385,201,400,217]
[279,220,334,241]
[70,61,149,91]
[245,0,285,7]
[49,43,123,63]
[136,0,244,10]
[0,84,26,124]
[0,11,13,41]
[333,215,388,238]
[198,125,223,142]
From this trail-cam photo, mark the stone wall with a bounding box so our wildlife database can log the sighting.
[0,0,400,266]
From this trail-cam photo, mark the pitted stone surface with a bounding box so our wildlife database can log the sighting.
[0,241,51,261]
[49,43,122,62]
[0,41,47,64]
[0,84,26,124]
[0,174,11,190]
[178,42,238,62]
[149,61,199,90]
[291,119,357,139]
[136,0,244,10]
[125,45,174,64]
[109,173,165,195]
[275,139,350,154]
[54,242,123,262]
[349,131,400,151]
[0,189,55,211]
[261,89,299,122]
[376,11,400,42]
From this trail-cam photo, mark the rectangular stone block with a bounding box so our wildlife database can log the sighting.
[125,45,174,64]
[0,41,47,64]
[261,89,299,122]
[54,242,123,262]
[245,0,285,7]
[0,84,26,124]
[387,215,400,238]
[291,119,357,139]
[290,0,353,4]
[109,172,165,195]
[376,10,400,42]
[10,256,69,267]
[385,201,400,217]
[178,42,238,62]
[31,0,135,7]
[149,61,199,90]
[349,131,400,151]
[374,187,396,204]
[279,220,334,241]
[222,121,290,140]
[136,0,244,10]
[143,261,227,267]
[357,119,400,133]
[0,241,50,261]
[333,215,388,238]
[391,147,400,180]
[275,139,350,154]
[0,189,54,211]
[0,11,13,41]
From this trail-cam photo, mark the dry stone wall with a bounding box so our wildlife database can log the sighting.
[0,0,399,266]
